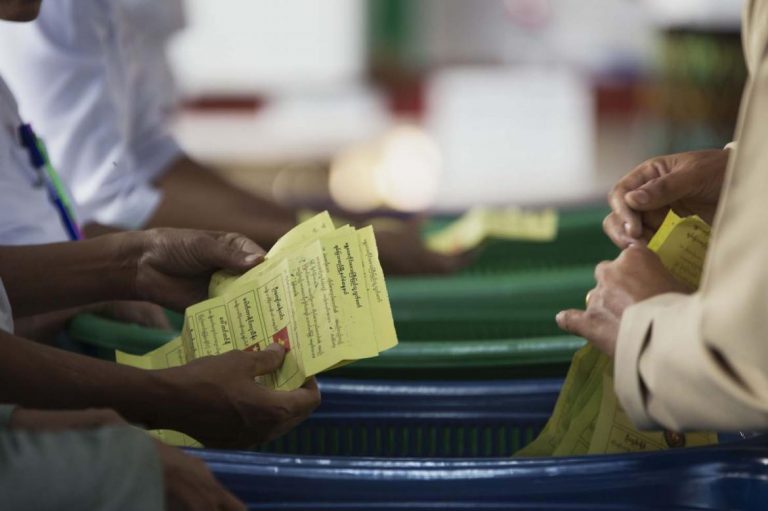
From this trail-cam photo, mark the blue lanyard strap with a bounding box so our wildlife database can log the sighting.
[18,123,83,241]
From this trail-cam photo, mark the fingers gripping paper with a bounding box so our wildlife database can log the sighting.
[120,212,397,392]
[518,211,716,457]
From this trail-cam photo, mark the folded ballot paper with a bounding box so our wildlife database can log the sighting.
[518,211,717,457]
[119,212,397,390]
[426,207,558,255]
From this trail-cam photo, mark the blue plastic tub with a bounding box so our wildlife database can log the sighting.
[195,436,768,510]
[258,378,562,457]
[316,378,562,413]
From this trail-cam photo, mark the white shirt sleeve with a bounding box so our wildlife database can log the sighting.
[0,279,14,334]
[0,0,182,229]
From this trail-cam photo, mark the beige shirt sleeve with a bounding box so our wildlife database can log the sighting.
[615,0,768,432]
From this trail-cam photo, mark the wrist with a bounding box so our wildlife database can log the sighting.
[129,367,182,430]
[105,230,149,302]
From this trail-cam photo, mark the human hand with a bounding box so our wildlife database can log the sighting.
[9,407,128,431]
[128,229,266,311]
[604,149,729,248]
[376,220,471,275]
[155,440,245,511]
[555,246,691,357]
[156,343,321,448]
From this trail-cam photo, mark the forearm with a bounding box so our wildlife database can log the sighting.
[14,307,84,344]
[0,234,140,317]
[0,330,173,429]
[82,222,124,238]
[150,156,296,247]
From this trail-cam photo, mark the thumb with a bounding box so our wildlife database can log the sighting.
[249,343,286,375]
[207,232,266,272]
[556,309,589,338]
[624,170,696,211]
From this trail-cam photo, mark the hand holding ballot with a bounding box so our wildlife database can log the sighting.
[0,229,266,318]
[133,229,266,311]
[522,211,717,457]
[604,149,729,248]
[156,344,320,448]
[118,212,398,444]
[557,211,706,357]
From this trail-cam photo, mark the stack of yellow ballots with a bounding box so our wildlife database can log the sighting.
[518,211,718,456]
[118,212,398,391]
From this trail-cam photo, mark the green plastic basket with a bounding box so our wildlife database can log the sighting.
[424,205,618,275]
[388,267,593,341]
[388,266,594,308]
[68,312,180,358]
[330,335,585,379]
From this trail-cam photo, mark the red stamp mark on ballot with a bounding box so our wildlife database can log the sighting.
[272,327,291,351]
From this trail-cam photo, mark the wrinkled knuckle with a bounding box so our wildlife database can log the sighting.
[623,245,644,261]
[652,177,669,195]
[594,261,610,280]
[602,215,612,232]
[223,231,247,246]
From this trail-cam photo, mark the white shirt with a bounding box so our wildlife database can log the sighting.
[0,279,13,334]
[0,76,69,246]
[0,0,184,230]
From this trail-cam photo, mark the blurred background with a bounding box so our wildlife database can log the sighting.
[166,0,746,214]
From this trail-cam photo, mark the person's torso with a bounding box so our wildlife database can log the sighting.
[0,76,69,245]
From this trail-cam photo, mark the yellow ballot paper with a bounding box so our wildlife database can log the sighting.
[518,210,716,457]
[588,367,717,453]
[647,211,710,289]
[516,345,607,457]
[426,207,558,255]
[120,212,398,393]
[116,339,201,447]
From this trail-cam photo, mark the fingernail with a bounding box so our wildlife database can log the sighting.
[628,190,649,205]
[266,342,285,353]
[555,311,564,324]
[244,253,263,264]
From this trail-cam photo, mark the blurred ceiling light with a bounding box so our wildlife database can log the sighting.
[329,125,442,213]
[329,143,383,212]
[375,125,442,212]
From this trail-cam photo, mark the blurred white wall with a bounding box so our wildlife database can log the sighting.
[168,0,366,96]
[427,67,595,209]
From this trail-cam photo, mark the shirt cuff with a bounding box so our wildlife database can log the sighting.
[0,404,16,429]
[614,293,692,430]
